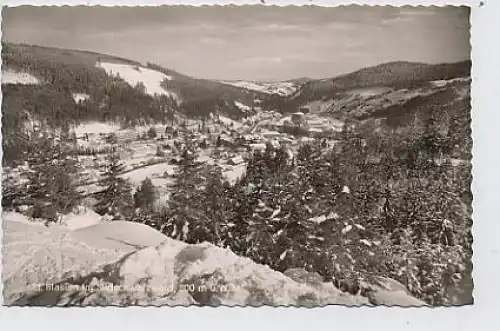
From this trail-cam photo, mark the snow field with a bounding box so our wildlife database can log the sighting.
[74,122,120,137]
[221,80,298,96]
[5,214,343,306]
[2,70,40,85]
[97,62,177,98]
[2,212,128,304]
[120,162,176,186]
[234,101,252,113]
[60,206,104,230]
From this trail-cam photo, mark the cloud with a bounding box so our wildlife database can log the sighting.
[2,5,470,81]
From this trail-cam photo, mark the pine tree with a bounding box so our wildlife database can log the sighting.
[421,111,450,161]
[134,177,157,213]
[53,126,82,212]
[156,144,165,157]
[273,145,289,173]
[2,172,22,209]
[164,138,205,242]
[95,149,134,220]
[147,126,157,139]
[24,131,55,204]
[200,166,229,246]
[24,129,81,220]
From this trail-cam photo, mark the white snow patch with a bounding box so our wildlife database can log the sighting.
[60,206,103,230]
[2,70,40,85]
[234,101,252,113]
[360,239,372,247]
[2,212,130,304]
[120,163,177,186]
[74,122,120,136]
[219,116,242,129]
[261,130,282,139]
[221,80,297,96]
[249,143,267,151]
[430,77,471,88]
[97,62,176,98]
[341,224,353,234]
[309,215,327,224]
[71,221,169,251]
[72,93,90,103]
[223,164,246,184]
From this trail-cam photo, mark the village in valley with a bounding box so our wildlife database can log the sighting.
[72,105,345,199]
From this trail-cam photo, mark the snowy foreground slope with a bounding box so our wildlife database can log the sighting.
[3,212,426,306]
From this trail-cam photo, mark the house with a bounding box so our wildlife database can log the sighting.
[250,143,267,151]
[329,118,345,132]
[262,130,282,139]
[307,118,325,127]
[299,106,312,114]
[270,139,281,149]
[165,125,175,134]
[236,147,248,153]
[282,147,295,162]
[282,119,294,127]
[291,112,307,125]
[280,137,294,145]
[228,155,245,165]
[308,127,324,138]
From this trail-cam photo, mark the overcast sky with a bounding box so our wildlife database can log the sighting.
[2,5,470,81]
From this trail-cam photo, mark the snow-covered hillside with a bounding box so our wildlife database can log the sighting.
[97,62,177,98]
[2,212,122,304]
[2,70,40,85]
[234,101,252,113]
[430,76,471,88]
[221,80,298,96]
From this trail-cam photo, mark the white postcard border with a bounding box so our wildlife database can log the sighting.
[0,1,497,330]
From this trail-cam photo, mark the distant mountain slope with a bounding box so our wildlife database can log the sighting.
[1,43,269,121]
[146,63,274,118]
[321,77,471,122]
[325,60,471,92]
[261,60,471,122]
[0,43,277,162]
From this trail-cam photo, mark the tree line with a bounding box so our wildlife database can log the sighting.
[131,116,471,305]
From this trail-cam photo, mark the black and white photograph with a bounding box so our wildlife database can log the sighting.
[1,4,472,307]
